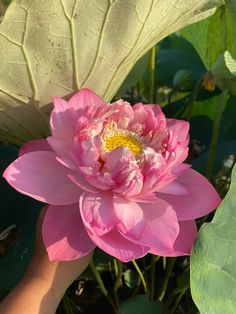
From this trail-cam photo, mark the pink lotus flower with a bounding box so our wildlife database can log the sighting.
[3,89,221,262]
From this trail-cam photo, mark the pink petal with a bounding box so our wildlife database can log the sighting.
[79,192,118,236]
[19,139,52,156]
[104,146,135,171]
[164,145,189,173]
[78,166,114,191]
[68,88,104,114]
[76,136,101,168]
[69,173,99,193]
[104,147,143,196]
[129,103,147,131]
[47,137,77,169]
[113,197,145,239]
[3,151,81,205]
[42,204,95,261]
[51,96,78,140]
[98,100,134,129]
[141,148,167,196]
[158,181,188,195]
[172,163,191,176]
[86,228,150,262]
[157,168,221,220]
[150,220,197,256]
[118,198,179,252]
[144,104,166,134]
[166,119,189,144]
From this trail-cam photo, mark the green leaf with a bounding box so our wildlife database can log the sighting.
[119,295,167,314]
[189,94,236,174]
[181,1,236,69]
[173,69,194,92]
[220,95,236,142]
[211,51,236,95]
[189,95,220,145]
[192,140,236,175]
[177,270,190,291]
[0,0,223,144]
[93,248,113,273]
[191,163,236,314]
[156,35,206,88]
[123,269,138,289]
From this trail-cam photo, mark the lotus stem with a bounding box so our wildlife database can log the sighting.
[157,257,176,302]
[148,45,156,103]
[113,259,123,308]
[90,259,117,311]
[132,260,148,294]
[169,289,187,314]
[186,77,203,121]
[149,254,160,299]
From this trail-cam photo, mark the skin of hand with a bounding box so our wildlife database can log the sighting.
[0,206,93,314]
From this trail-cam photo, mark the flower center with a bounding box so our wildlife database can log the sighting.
[102,129,143,157]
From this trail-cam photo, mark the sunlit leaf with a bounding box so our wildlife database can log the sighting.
[0,0,223,144]
[123,269,138,289]
[181,1,236,69]
[211,51,236,95]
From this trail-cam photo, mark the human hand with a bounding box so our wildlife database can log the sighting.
[0,206,93,314]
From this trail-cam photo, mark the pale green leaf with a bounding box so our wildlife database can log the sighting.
[0,0,223,144]
[211,50,236,94]
[181,0,236,69]
[123,269,138,289]
[191,163,236,314]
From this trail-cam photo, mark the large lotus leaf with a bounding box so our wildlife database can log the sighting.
[181,0,236,69]
[0,0,223,144]
[191,163,236,314]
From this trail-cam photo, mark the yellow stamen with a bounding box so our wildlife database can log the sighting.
[103,129,143,157]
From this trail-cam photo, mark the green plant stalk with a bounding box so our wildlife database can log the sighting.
[143,255,160,273]
[149,254,159,299]
[157,257,176,302]
[162,256,167,270]
[169,289,187,314]
[206,89,229,179]
[113,259,123,308]
[131,278,141,297]
[90,259,117,311]
[132,255,160,298]
[113,258,119,277]
[132,260,148,294]
[148,46,156,103]
[142,257,149,292]
[166,285,189,308]
[186,77,203,121]
[131,257,160,298]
